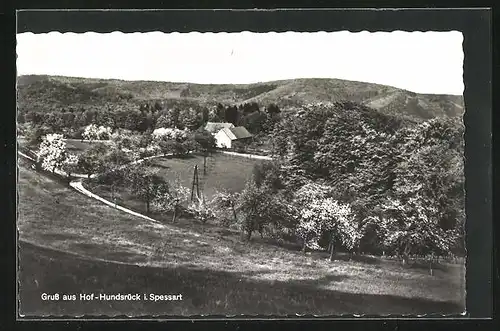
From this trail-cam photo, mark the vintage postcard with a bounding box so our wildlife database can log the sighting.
[16,10,469,319]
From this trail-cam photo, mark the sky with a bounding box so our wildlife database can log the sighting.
[16,31,464,95]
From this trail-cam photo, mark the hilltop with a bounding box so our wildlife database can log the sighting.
[17,75,464,120]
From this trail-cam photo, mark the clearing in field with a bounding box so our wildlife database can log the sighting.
[84,152,264,223]
[150,153,263,199]
[17,137,105,156]
[17,161,465,316]
[64,139,104,155]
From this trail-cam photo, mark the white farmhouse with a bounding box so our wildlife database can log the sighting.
[214,126,253,149]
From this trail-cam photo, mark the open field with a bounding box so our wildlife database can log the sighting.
[18,162,465,316]
[150,153,263,199]
[64,139,99,155]
[17,137,106,156]
[84,153,263,223]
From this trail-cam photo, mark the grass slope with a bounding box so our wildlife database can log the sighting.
[17,75,464,120]
[18,161,465,316]
[19,241,464,317]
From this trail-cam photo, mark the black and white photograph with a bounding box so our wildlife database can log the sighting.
[16,12,470,318]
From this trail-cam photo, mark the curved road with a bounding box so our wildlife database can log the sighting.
[68,152,175,225]
[19,150,173,224]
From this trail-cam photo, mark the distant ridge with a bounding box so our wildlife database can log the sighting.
[17,75,464,120]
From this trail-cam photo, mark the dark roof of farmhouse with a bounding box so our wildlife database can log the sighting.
[219,126,253,140]
[204,122,234,133]
[229,126,253,139]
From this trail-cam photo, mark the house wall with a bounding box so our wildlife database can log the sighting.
[214,130,232,148]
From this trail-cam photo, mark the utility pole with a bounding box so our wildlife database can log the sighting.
[190,164,200,201]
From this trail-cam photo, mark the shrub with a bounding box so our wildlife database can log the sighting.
[188,198,216,224]
[83,124,112,140]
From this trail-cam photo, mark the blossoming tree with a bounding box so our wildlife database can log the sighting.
[38,134,68,173]
[379,196,459,266]
[188,196,216,224]
[82,124,112,141]
[293,182,359,260]
[152,178,190,223]
[210,189,240,226]
[151,127,193,156]
[151,127,189,141]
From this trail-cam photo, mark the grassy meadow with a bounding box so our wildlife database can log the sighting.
[150,153,263,199]
[17,137,105,157]
[65,139,102,155]
[84,152,263,223]
[17,160,465,316]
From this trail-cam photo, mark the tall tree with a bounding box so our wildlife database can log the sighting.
[180,107,203,131]
[171,108,181,129]
[210,190,240,225]
[124,109,142,131]
[266,103,281,115]
[202,107,209,123]
[61,153,79,183]
[238,179,291,241]
[153,178,190,223]
[77,143,108,178]
[224,105,239,125]
[156,113,174,129]
[194,129,216,175]
[252,160,284,193]
[240,111,268,134]
[293,182,358,258]
[215,103,225,122]
[138,111,154,132]
[127,163,166,215]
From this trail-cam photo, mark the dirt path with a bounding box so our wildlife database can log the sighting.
[18,150,94,178]
[69,179,161,224]
[220,150,273,160]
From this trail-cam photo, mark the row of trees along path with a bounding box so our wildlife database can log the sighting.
[18,133,273,229]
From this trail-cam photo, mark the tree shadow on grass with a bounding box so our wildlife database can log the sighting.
[151,163,171,170]
[407,260,453,273]
[40,232,82,242]
[18,241,464,318]
[242,270,350,287]
[288,273,351,287]
[259,237,303,252]
[171,154,198,160]
[333,254,381,265]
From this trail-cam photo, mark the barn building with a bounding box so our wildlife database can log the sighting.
[214,126,253,149]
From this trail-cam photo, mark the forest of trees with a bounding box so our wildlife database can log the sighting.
[18,98,282,141]
[245,102,465,260]
[19,95,465,264]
